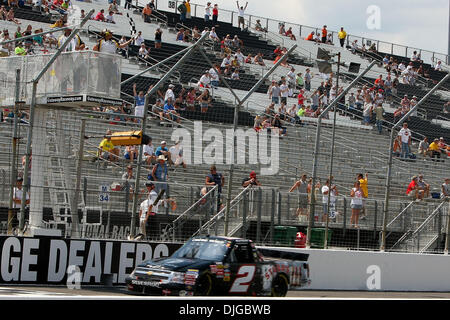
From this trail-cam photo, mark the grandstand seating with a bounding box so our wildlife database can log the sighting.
[0,1,448,251]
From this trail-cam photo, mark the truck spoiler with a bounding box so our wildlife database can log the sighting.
[257,248,309,262]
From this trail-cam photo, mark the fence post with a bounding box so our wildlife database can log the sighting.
[242,191,248,238]
[277,191,282,225]
[256,188,262,243]
[343,197,347,237]
[373,200,378,239]
[270,188,275,244]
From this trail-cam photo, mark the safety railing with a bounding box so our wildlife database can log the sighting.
[157,0,449,66]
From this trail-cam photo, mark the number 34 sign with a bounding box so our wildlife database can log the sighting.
[99,184,110,202]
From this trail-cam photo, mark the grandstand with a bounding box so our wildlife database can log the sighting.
[0,0,448,254]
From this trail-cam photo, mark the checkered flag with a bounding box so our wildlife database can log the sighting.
[126,12,136,36]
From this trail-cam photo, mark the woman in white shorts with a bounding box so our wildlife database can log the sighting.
[350,181,363,228]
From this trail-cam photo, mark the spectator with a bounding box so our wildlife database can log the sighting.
[197,88,212,113]
[232,35,243,49]
[397,122,412,159]
[209,27,220,42]
[143,138,156,166]
[220,54,232,75]
[192,26,201,41]
[122,165,135,187]
[97,130,119,163]
[321,25,327,43]
[142,3,152,22]
[164,84,176,102]
[138,43,151,61]
[295,73,304,90]
[438,137,448,154]
[321,179,338,222]
[162,98,181,124]
[150,155,168,194]
[350,181,363,228]
[124,0,131,10]
[338,27,346,48]
[417,175,430,198]
[271,113,286,136]
[119,35,129,57]
[45,32,57,49]
[204,2,211,22]
[443,101,450,114]
[177,1,187,23]
[108,0,121,14]
[236,1,248,30]
[212,3,219,26]
[279,80,289,105]
[305,31,314,41]
[255,19,267,32]
[253,52,265,66]
[326,33,333,45]
[183,28,191,42]
[374,103,384,134]
[357,173,368,220]
[185,87,197,111]
[124,145,138,163]
[14,41,27,56]
[6,8,20,25]
[231,69,240,80]
[428,138,441,161]
[406,176,424,202]
[434,60,443,71]
[285,27,296,40]
[234,48,245,65]
[94,9,106,21]
[205,165,224,196]
[185,0,191,19]
[418,137,431,158]
[133,83,152,122]
[13,177,29,209]
[176,28,184,41]
[304,68,312,91]
[441,178,450,199]
[169,140,186,169]
[155,141,171,163]
[289,174,309,219]
[154,28,162,49]
[242,171,261,187]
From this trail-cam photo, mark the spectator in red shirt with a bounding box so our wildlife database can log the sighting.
[285,27,296,40]
[321,25,327,43]
[95,9,106,22]
[406,176,424,201]
[297,89,305,107]
[212,4,219,26]
[374,75,384,89]
[306,32,314,41]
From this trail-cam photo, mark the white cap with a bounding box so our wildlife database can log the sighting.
[161,140,167,144]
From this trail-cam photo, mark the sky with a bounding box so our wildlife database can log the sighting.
[179,0,449,56]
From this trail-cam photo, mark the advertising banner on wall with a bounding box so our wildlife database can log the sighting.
[0,236,182,285]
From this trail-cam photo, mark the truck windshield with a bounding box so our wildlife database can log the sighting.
[172,238,229,261]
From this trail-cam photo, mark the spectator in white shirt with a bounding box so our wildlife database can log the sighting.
[204,2,212,21]
[236,1,248,30]
[279,80,289,105]
[209,27,220,42]
[164,84,176,102]
[209,65,220,88]
[106,11,115,24]
[198,71,211,88]
[234,48,245,65]
[435,60,443,71]
[134,31,144,46]
[221,54,232,74]
[397,122,412,159]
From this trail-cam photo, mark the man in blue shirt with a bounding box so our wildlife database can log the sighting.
[133,83,152,123]
[155,141,173,166]
[162,97,181,124]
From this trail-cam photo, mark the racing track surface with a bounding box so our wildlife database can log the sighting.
[1,286,450,299]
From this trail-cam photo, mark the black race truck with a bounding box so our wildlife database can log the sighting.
[126,235,310,296]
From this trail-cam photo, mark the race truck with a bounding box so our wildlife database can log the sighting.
[125,235,310,296]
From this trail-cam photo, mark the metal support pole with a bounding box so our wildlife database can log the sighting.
[445,200,450,255]
[19,10,94,233]
[129,32,209,238]
[224,44,297,235]
[380,72,450,251]
[306,60,377,248]
[70,119,86,238]
[8,69,21,235]
[324,52,340,249]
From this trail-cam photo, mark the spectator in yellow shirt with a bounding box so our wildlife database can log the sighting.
[338,27,347,47]
[428,138,441,162]
[98,129,119,163]
[357,173,368,220]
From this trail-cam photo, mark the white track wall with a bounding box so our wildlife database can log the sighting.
[262,246,450,291]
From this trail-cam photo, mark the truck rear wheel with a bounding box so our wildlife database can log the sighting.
[271,274,288,297]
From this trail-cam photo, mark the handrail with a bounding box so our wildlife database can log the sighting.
[173,185,218,225]
[85,25,181,83]
[411,200,448,237]
[385,200,415,229]
[162,1,448,65]
[192,185,252,237]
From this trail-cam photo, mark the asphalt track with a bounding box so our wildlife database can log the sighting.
[1,286,450,299]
